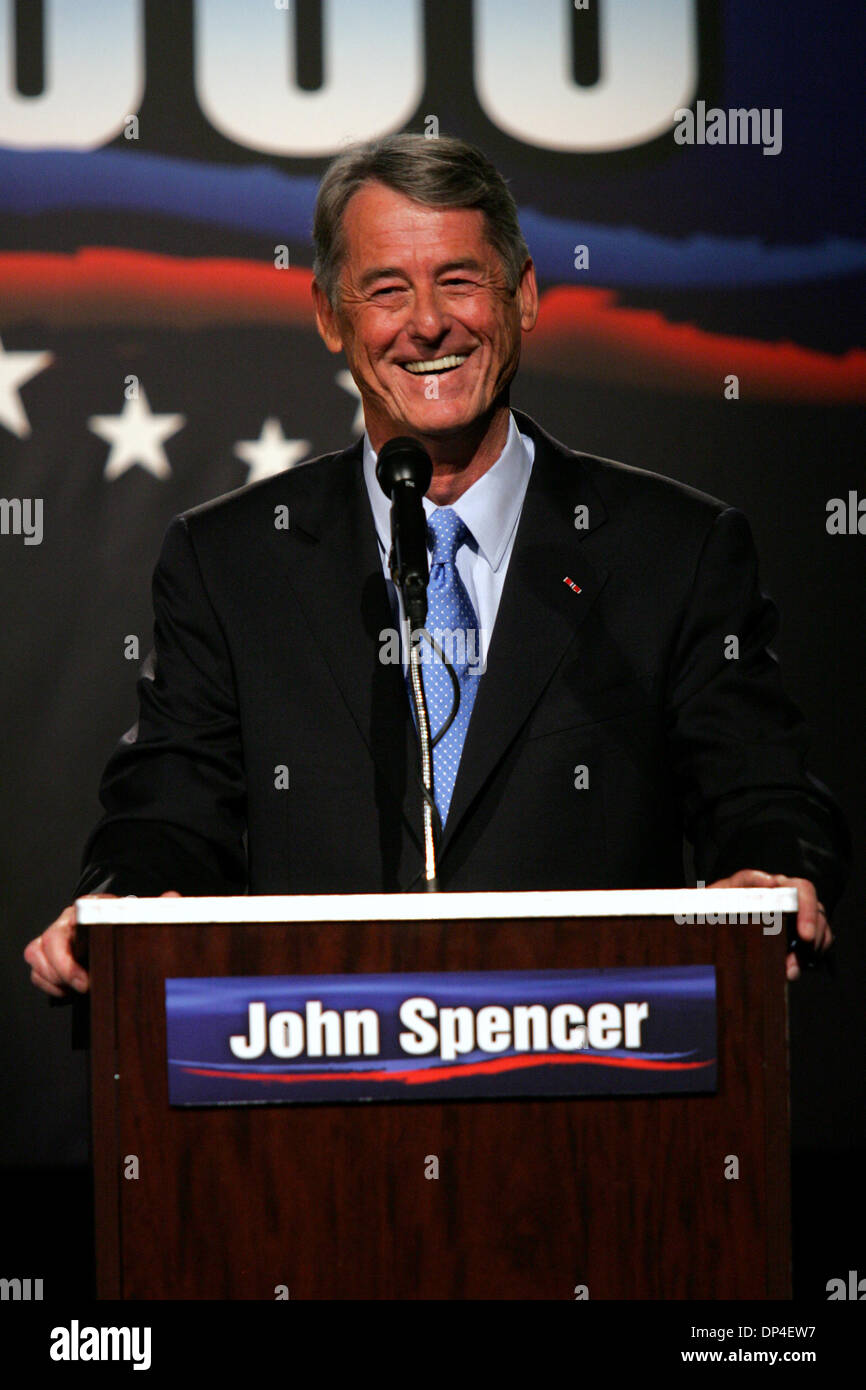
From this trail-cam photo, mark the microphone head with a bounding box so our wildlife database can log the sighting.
[375,436,433,498]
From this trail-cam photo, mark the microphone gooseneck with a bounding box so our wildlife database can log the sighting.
[376,436,439,890]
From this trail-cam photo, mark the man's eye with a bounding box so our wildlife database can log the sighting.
[373,286,403,297]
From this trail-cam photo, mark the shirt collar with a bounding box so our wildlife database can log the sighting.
[362,410,534,572]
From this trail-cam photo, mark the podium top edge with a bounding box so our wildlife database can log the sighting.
[75,887,798,925]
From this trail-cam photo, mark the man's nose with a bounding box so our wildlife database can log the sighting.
[406,283,450,341]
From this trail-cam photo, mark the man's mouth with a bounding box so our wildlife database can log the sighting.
[400,353,470,375]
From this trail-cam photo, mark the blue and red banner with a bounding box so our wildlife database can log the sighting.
[166,965,717,1105]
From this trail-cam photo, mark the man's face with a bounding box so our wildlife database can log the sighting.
[313,181,538,446]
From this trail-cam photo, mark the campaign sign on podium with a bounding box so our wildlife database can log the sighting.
[165,965,717,1104]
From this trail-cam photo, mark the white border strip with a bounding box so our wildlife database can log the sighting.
[76,887,798,925]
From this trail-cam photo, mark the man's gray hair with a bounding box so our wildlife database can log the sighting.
[312,133,530,308]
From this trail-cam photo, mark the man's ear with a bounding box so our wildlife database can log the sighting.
[517,258,539,334]
[312,279,344,354]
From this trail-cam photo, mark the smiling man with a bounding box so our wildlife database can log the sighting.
[312,175,537,503]
[26,133,848,998]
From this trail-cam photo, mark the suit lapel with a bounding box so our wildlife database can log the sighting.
[280,440,424,852]
[440,412,609,855]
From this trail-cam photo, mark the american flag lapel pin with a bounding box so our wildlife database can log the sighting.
[563,576,582,594]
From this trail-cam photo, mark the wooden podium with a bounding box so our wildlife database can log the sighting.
[78,887,795,1301]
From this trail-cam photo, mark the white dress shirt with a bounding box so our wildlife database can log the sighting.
[362,410,535,665]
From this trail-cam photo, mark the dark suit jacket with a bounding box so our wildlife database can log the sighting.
[76,409,849,910]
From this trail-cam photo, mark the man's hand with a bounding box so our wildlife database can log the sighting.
[707,868,832,980]
[24,891,181,997]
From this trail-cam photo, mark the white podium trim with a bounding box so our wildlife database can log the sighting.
[75,887,798,925]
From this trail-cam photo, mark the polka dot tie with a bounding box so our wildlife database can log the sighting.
[412,507,482,826]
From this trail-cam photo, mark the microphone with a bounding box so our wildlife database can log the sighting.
[375,435,439,890]
[376,436,433,631]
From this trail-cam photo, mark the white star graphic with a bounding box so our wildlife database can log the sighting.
[233,418,311,485]
[88,389,186,480]
[0,334,54,438]
[336,369,365,434]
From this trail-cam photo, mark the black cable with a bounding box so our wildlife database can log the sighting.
[417,627,462,747]
[400,628,461,890]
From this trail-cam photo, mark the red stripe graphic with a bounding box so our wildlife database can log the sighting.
[526,286,866,403]
[1,248,863,402]
[0,248,313,328]
[182,1051,715,1087]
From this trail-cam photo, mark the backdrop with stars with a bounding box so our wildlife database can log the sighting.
[0,2,863,1272]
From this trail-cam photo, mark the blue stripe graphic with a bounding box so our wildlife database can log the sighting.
[2,148,864,288]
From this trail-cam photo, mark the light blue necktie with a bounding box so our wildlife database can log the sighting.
[413,507,482,825]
